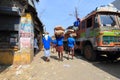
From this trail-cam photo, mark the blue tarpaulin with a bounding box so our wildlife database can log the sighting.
[73,20,80,27]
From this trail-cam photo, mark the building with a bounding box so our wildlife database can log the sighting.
[0,0,43,65]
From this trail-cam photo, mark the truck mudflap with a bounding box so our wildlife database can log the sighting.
[97,47,120,51]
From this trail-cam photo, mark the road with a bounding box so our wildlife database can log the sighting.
[0,49,120,80]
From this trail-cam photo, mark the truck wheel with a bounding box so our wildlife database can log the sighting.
[83,45,96,61]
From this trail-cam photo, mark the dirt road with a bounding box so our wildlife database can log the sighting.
[0,50,120,80]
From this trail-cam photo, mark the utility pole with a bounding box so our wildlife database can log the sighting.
[75,7,79,20]
[73,7,80,29]
[69,7,79,20]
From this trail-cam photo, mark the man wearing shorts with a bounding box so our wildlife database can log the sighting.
[67,34,75,60]
[56,35,64,61]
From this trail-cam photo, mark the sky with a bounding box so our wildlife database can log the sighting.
[35,0,115,36]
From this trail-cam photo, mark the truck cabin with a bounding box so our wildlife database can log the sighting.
[78,6,120,34]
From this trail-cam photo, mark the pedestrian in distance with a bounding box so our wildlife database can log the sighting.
[42,32,52,62]
[51,39,57,53]
[67,34,75,60]
[55,34,64,61]
[34,36,39,56]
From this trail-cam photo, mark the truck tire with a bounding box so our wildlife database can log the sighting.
[83,45,96,61]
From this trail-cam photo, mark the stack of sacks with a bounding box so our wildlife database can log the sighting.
[67,29,74,32]
[67,29,74,34]
[54,26,65,35]
[71,32,77,37]
[67,29,76,37]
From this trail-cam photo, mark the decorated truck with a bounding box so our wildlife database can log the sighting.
[75,5,120,61]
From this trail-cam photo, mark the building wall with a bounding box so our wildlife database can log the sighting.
[0,13,34,65]
[0,0,43,65]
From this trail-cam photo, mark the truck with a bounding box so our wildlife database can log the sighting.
[75,5,120,61]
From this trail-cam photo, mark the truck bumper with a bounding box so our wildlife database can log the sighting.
[97,47,120,51]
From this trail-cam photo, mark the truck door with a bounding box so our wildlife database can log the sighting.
[86,17,93,38]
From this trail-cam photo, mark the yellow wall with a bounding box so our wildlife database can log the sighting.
[0,50,33,65]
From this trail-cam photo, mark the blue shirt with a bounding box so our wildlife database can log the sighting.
[67,37,75,48]
[42,36,51,49]
[56,36,64,46]
[74,20,80,27]
[52,39,57,45]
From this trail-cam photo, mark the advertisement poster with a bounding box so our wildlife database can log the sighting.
[20,38,31,48]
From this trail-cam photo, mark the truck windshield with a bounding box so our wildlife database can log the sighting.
[118,16,120,27]
[100,15,116,27]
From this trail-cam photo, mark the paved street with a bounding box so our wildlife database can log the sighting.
[0,49,120,80]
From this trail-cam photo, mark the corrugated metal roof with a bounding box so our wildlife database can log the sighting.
[28,0,35,8]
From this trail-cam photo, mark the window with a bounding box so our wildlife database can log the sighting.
[82,21,85,29]
[10,31,19,47]
[87,18,92,28]
[94,16,99,28]
[118,16,120,26]
[118,16,120,21]
[100,15,116,26]
[0,31,19,49]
